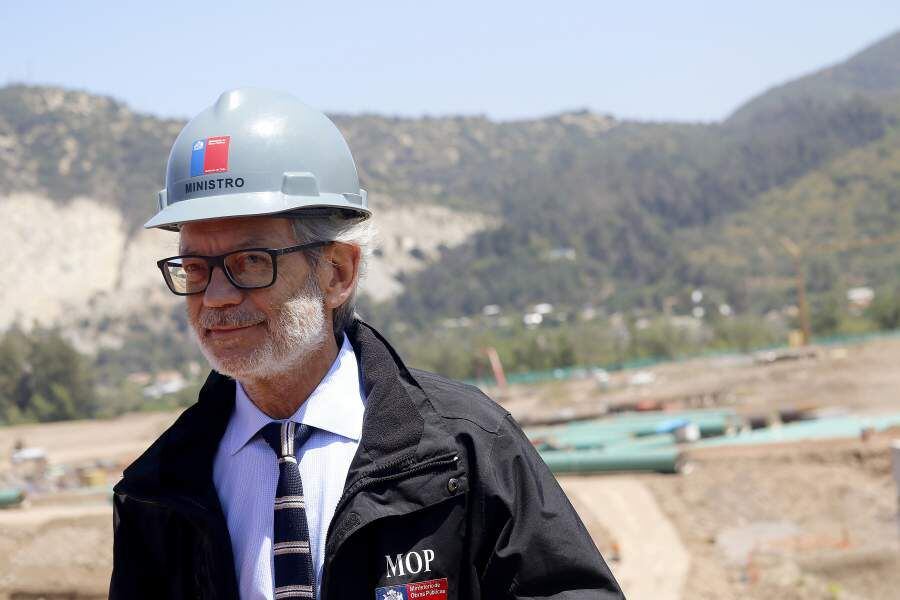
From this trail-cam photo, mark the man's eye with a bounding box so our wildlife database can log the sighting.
[233,253,271,270]
[183,262,207,274]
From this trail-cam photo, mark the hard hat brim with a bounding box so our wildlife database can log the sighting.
[143,190,370,231]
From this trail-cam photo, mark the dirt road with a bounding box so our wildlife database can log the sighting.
[0,411,177,466]
[0,502,111,600]
[559,475,689,600]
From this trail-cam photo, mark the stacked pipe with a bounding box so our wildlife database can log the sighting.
[528,409,737,474]
[530,410,900,475]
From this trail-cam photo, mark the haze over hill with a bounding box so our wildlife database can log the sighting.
[1,29,899,336]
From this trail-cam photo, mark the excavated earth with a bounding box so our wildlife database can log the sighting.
[3,336,900,599]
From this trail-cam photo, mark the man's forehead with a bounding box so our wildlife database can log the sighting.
[178,217,295,253]
[178,235,270,254]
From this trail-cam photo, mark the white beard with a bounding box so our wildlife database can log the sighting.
[188,275,328,381]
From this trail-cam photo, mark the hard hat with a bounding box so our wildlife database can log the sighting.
[145,88,369,231]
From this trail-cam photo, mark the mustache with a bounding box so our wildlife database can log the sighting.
[196,308,266,330]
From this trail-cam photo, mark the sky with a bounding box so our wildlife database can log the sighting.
[1,1,899,123]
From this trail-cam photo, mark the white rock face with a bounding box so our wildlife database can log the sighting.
[0,193,491,330]
[0,194,127,328]
[120,226,181,293]
[362,203,493,301]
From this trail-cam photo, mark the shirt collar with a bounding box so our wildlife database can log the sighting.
[225,333,365,456]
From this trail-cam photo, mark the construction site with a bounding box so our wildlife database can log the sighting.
[3,19,900,598]
[1,330,899,600]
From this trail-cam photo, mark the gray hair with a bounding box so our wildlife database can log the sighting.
[290,212,375,337]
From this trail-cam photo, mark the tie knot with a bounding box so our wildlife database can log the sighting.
[258,421,312,458]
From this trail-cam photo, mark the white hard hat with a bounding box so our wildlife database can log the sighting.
[145,88,369,231]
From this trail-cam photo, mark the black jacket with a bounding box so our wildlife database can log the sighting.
[110,319,624,599]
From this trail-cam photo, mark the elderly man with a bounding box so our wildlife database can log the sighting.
[110,89,624,600]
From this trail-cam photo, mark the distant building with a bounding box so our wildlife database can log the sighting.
[523,313,543,327]
[482,304,501,316]
[847,286,875,310]
[126,372,152,386]
[544,247,576,261]
[533,303,554,315]
[142,370,187,399]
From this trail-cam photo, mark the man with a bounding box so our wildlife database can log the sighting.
[110,88,624,600]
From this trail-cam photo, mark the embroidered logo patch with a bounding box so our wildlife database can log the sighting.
[376,578,448,600]
[375,585,407,600]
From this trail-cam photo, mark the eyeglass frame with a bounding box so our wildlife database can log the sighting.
[156,240,332,296]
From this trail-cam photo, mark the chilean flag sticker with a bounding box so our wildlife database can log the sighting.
[190,136,231,176]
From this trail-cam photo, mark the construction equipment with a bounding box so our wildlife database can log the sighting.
[780,232,900,345]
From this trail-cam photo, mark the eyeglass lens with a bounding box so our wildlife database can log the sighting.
[163,250,275,294]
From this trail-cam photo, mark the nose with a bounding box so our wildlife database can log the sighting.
[203,266,243,308]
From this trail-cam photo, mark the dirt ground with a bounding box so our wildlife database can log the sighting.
[2,336,900,599]
[500,336,900,600]
[560,475,690,600]
[0,411,178,468]
[499,335,900,425]
[647,436,900,600]
[0,502,111,600]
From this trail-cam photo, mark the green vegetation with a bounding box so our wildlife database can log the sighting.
[0,326,97,423]
[678,121,900,317]
[3,32,900,421]
[0,309,207,425]
[383,93,894,325]
[379,309,833,382]
[6,289,900,423]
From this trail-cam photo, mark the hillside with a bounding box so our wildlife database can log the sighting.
[386,31,900,323]
[0,86,615,232]
[728,30,900,125]
[1,30,899,335]
[0,87,183,232]
[387,99,892,322]
[0,87,494,329]
[680,121,900,311]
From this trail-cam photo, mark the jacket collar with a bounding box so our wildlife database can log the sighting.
[115,318,451,509]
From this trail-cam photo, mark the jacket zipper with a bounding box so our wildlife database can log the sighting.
[118,489,210,511]
[321,452,460,599]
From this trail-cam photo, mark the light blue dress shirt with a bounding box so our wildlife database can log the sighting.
[212,334,366,600]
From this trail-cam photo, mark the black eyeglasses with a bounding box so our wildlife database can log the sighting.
[156,241,331,296]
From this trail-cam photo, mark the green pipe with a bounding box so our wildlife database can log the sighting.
[531,416,731,449]
[562,410,736,429]
[602,433,678,453]
[0,488,25,508]
[696,413,900,447]
[538,431,635,450]
[537,411,735,433]
[539,448,684,474]
[612,410,740,437]
[597,409,737,423]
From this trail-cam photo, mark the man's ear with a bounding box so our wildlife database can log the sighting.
[319,242,361,310]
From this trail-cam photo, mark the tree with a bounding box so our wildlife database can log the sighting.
[0,327,97,424]
[867,288,900,330]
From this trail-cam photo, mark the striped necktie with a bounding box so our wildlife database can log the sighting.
[258,421,316,600]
